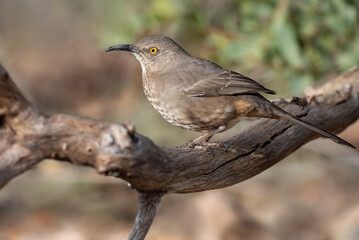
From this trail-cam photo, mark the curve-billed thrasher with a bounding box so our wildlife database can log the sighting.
[106,35,354,149]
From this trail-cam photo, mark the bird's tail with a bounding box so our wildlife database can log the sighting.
[261,99,355,149]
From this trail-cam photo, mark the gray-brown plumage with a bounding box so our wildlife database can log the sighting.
[106,35,354,148]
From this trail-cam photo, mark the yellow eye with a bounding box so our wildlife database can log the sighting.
[149,47,158,54]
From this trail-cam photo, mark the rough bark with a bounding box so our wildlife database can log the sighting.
[0,63,358,239]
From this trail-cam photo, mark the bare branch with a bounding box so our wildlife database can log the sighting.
[0,63,358,239]
[128,191,163,240]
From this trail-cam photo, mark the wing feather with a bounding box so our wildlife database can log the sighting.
[181,58,276,97]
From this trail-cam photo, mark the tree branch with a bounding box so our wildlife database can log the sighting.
[0,63,358,239]
[128,191,163,240]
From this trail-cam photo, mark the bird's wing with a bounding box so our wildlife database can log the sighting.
[181,58,276,97]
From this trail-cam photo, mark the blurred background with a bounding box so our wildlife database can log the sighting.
[0,0,359,239]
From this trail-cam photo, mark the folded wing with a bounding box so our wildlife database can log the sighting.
[180,58,275,97]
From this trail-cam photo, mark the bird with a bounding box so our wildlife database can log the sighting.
[105,35,355,149]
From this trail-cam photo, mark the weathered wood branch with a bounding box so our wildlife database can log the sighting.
[0,63,358,239]
[128,192,163,240]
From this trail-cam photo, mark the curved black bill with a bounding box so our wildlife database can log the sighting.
[105,44,140,53]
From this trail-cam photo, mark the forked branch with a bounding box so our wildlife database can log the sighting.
[0,63,358,239]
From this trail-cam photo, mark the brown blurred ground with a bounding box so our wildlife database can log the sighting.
[0,1,359,240]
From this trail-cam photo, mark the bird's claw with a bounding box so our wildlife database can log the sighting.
[180,141,235,152]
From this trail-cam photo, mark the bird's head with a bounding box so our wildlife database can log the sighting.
[105,35,189,73]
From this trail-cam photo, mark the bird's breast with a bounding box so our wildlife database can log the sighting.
[142,74,169,118]
[142,78,241,132]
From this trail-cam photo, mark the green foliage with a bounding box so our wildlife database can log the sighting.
[98,0,358,95]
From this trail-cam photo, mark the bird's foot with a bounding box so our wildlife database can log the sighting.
[180,129,236,152]
[181,140,234,152]
[179,132,213,149]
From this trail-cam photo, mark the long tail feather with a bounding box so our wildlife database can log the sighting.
[267,101,355,149]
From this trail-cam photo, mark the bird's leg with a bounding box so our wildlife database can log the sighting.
[189,131,216,144]
[181,126,234,151]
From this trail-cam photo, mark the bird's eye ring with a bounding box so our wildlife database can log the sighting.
[149,47,158,54]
